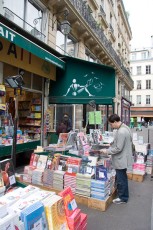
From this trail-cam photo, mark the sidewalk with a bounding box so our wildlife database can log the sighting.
[78,175,153,230]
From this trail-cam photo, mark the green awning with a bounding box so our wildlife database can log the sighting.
[0,22,65,70]
[49,56,115,104]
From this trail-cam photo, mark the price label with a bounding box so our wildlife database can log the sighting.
[60,223,66,230]
[58,165,63,171]
[99,172,105,178]
[9,175,16,185]
[86,167,92,174]
[70,199,77,210]
[68,167,72,173]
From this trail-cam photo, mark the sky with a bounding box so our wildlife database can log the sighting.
[123,0,153,49]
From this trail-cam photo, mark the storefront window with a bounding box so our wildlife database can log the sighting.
[51,104,112,133]
[32,74,43,91]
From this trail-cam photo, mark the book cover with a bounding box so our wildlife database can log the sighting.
[43,194,68,230]
[21,201,48,230]
[0,158,16,191]
[59,187,77,217]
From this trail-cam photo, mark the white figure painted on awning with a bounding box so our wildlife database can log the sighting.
[63,72,104,97]
[63,78,94,96]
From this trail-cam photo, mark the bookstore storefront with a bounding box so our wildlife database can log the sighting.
[49,57,115,134]
[0,19,65,157]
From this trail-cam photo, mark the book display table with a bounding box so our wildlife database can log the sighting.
[16,180,116,212]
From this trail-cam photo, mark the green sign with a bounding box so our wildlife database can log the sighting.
[49,57,115,104]
[0,22,65,70]
[89,111,102,125]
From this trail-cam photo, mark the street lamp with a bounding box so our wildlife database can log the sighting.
[60,20,71,54]
[52,9,71,54]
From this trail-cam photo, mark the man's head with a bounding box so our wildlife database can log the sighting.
[63,113,69,121]
[108,114,122,129]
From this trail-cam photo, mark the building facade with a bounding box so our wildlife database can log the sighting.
[130,43,153,125]
[0,0,133,143]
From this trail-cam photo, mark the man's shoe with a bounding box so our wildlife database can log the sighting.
[113,198,127,204]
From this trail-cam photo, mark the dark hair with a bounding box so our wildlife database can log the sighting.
[108,114,120,123]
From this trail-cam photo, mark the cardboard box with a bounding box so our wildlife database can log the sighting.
[127,173,133,180]
[88,189,116,211]
[132,173,144,182]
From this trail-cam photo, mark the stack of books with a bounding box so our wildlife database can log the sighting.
[43,169,54,188]
[0,212,22,229]
[59,187,87,230]
[132,163,146,175]
[146,155,153,174]
[64,172,77,194]
[53,170,65,190]
[80,213,87,230]
[23,165,35,183]
[90,179,110,200]
[76,173,92,197]
[32,168,44,185]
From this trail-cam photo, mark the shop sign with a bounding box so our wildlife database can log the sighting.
[0,22,65,70]
[0,37,56,80]
[49,57,115,104]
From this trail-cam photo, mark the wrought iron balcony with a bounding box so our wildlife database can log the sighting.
[3,7,46,42]
[109,23,114,34]
[68,0,131,81]
[99,5,106,17]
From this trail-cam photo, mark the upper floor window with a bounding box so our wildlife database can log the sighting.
[146,80,151,89]
[131,53,136,60]
[137,66,141,75]
[136,95,141,104]
[3,0,46,42]
[146,65,151,74]
[85,49,97,63]
[137,80,141,89]
[141,52,148,59]
[56,30,77,57]
[101,0,104,9]
[146,95,150,104]
[130,67,133,75]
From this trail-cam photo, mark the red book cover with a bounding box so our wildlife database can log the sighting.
[29,153,35,166]
[59,187,77,217]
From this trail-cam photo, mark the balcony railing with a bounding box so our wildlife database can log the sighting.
[3,7,46,42]
[109,23,114,34]
[68,0,131,81]
[99,5,106,17]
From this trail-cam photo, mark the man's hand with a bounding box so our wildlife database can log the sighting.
[100,149,107,154]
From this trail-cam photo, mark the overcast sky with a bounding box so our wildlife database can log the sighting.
[123,0,153,49]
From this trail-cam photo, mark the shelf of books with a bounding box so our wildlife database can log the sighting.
[0,140,40,157]
[18,98,42,139]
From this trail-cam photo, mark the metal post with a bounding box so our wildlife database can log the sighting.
[11,89,18,169]
[64,34,67,54]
